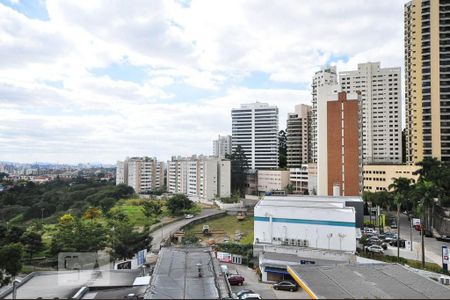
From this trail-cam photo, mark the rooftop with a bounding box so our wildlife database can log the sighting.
[288,263,450,299]
[145,247,224,299]
[1,269,145,299]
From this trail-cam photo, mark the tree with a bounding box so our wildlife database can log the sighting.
[167,194,193,215]
[389,177,413,260]
[0,243,23,287]
[51,215,108,253]
[109,221,152,260]
[415,157,441,182]
[278,130,287,168]
[141,201,162,218]
[21,231,43,263]
[5,226,24,244]
[226,145,249,197]
[83,207,102,219]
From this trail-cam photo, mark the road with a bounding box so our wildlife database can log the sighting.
[150,208,222,251]
[381,213,449,264]
[226,263,309,299]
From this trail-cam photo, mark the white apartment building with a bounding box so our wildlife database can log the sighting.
[167,155,230,202]
[116,157,164,194]
[231,102,279,170]
[257,170,290,193]
[286,104,311,167]
[311,66,338,163]
[340,62,402,164]
[212,135,232,157]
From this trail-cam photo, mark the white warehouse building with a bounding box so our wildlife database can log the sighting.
[254,196,356,252]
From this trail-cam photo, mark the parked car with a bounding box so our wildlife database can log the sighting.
[389,239,406,248]
[365,245,384,254]
[381,242,388,250]
[236,289,254,299]
[228,275,245,286]
[240,293,262,300]
[273,281,299,292]
[423,229,433,237]
[184,214,194,219]
[436,235,450,242]
[363,227,377,235]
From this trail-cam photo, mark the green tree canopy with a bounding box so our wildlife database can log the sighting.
[167,194,193,215]
[226,145,249,197]
[278,129,287,168]
[0,243,23,286]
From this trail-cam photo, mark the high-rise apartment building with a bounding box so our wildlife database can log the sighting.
[167,155,230,201]
[212,135,232,157]
[286,104,311,167]
[231,102,279,170]
[311,66,338,163]
[405,0,450,163]
[116,157,164,193]
[317,87,362,197]
[340,62,402,164]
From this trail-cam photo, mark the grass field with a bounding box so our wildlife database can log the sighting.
[185,214,254,245]
[111,205,156,226]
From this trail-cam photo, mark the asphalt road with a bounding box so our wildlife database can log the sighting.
[397,213,450,264]
[150,208,222,251]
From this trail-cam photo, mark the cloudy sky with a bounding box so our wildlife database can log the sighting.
[0,0,406,164]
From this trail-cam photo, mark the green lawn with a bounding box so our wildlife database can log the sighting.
[185,215,254,245]
[111,205,155,226]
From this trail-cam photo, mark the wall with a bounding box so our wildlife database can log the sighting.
[254,205,356,252]
[257,170,290,192]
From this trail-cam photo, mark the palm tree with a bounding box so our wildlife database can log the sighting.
[413,180,437,268]
[388,177,413,260]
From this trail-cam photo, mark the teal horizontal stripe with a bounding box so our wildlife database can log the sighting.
[254,216,355,227]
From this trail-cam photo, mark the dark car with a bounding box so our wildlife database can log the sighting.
[228,275,245,286]
[236,289,254,298]
[273,281,298,292]
[423,229,433,237]
[389,239,406,248]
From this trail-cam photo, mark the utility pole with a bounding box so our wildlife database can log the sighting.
[410,217,413,251]
[421,221,425,268]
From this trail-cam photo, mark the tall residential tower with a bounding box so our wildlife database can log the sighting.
[405,0,450,163]
[340,62,402,164]
[286,104,311,167]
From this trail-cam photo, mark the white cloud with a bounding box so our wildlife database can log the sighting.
[0,0,407,163]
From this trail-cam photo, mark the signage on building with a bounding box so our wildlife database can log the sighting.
[300,260,316,265]
[443,246,449,273]
[217,251,232,263]
[137,249,146,266]
[412,218,421,226]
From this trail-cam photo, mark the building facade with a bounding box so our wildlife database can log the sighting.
[253,196,357,252]
[311,66,338,163]
[363,164,420,192]
[231,102,279,170]
[405,0,450,163]
[167,155,230,201]
[286,104,311,167]
[340,62,402,164]
[212,135,232,157]
[116,157,164,194]
[257,170,290,193]
[317,88,362,197]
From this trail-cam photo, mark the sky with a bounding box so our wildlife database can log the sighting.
[0,0,407,164]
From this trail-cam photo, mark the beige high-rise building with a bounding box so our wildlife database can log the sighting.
[116,157,164,194]
[340,62,402,164]
[405,0,450,163]
[286,104,311,167]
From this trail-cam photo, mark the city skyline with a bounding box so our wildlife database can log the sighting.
[0,0,406,164]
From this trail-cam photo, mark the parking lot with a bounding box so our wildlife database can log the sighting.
[224,263,309,299]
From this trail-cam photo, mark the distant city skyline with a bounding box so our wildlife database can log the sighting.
[0,0,406,164]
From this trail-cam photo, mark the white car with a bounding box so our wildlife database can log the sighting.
[365,245,384,254]
[240,293,262,300]
[184,214,194,219]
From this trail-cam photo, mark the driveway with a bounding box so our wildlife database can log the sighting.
[150,208,222,251]
[225,263,309,299]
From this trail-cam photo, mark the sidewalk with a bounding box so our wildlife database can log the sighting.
[384,242,441,264]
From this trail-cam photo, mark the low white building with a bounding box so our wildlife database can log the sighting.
[254,196,356,252]
[257,170,290,194]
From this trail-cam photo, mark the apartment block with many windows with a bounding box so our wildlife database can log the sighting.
[116,157,165,194]
[340,62,402,164]
[286,104,311,167]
